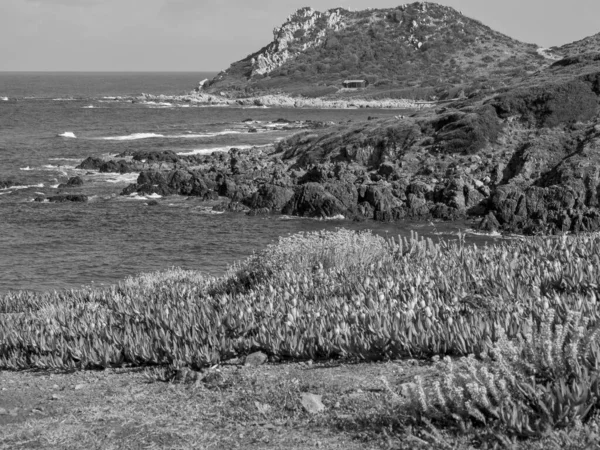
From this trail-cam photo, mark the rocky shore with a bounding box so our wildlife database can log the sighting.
[135,92,435,110]
[69,54,600,236]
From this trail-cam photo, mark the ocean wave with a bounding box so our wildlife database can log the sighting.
[177,145,251,156]
[176,143,271,156]
[19,167,34,171]
[52,98,78,101]
[1,97,8,101]
[463,228,503,238]
[83,105,95,109]
[43,164,75,170]
[59,131,77,138]
[0,183,44,191]
[127,192,162,200]
[99,133,165,141]
[193,206,224,215]
[103,173,139,184]
[96,130,242,141]
[142,101,173,107]
[177,131,243,139]
[48,158,83,162]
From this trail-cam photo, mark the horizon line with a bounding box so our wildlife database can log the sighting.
[0,70,220,73]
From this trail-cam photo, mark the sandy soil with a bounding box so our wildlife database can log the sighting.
[0,358,434,449]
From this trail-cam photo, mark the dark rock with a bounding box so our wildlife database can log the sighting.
[58,176,84,189]
[378,162,400,179]
[100,160,134,174]
[0,180,19,189]
[213,201,249,213]
[479,212,501,232]
[245,184,294,211]
[360,184,402,214]
[77,157,104,171]
[47,194,88,203]
[131,150,180,163]
[282,182,350,218]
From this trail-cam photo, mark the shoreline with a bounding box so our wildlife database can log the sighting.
[136,91,437,110]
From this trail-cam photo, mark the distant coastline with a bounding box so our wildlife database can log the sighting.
[137,91,436,110]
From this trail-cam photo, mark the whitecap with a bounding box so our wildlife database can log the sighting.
[146,193,162,199]
[142,101,173,107]
[177,145,249,156]
[463,228,503,238]
[97,173,138,184]
[98,133,165,141]
[1,97,8,101]
[48,158,82,162]
[176,143,272,156]
[19,167,33,171]
[1,183,44,190]
[59,131,77,138]
[83,105,95,109]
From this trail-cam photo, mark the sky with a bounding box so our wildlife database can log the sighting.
[1,0,599,71]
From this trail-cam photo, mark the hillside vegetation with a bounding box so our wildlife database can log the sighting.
[205,2,547,100]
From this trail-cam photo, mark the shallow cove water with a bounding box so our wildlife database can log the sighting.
[0,72,503,294]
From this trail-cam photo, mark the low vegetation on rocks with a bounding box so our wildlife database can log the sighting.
[2,229,600,447]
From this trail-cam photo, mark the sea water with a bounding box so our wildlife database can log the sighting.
[0,72,500,294]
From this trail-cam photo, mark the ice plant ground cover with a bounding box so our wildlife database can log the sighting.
[2,229,600,447]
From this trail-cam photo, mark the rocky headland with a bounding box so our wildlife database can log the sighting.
[72,50,600,236]
[64,3,600,236]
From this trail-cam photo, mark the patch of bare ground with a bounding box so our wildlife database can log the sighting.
[0,358,438,450]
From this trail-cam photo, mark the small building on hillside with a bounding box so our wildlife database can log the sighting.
[342,79,368,89]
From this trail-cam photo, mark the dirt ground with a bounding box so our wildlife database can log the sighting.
[0,357,434,450]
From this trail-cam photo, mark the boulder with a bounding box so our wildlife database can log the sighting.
[47,194,88,203]
[282,182,351,218]
[77,157,104,171]
[58,176,84,189]
[245,184,294,211]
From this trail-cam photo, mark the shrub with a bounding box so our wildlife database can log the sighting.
[491,80,598,128]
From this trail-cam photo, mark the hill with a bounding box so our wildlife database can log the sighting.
[205,2,548,100]
[556,32,600,57]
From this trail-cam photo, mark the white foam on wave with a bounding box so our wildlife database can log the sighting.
[1,97,8,101]
[99,133,165,141]
[176,143,271,156]
[142,101,173,107]
[83,105,95,109]
[94,172,138,184]
[177,131,243,138]
[48,158,82,162]
[177,145,250,156]
[1,183,44,191]
[97,130,242,141]
[59,131,76,138]
[43,164,75,170]
[127,192,162,200]
[19,167,33,171]
[53,98,77,101]
[463,228,503,238]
